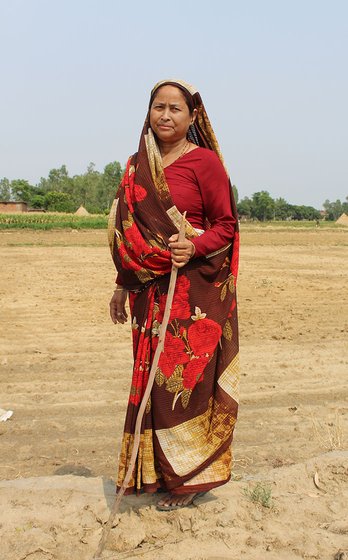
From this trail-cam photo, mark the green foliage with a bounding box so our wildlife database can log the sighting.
[238,192,322,221]
[2,162,346,224]
[10,180,35,203]
[0,178,11,200]
[323,197,348,220]
[274,197,290,220]
[0,213,107,230]
[99,161,123,211]
[30,194,45,209]
[243,482,273,508]
[43,191,75,212]
[290,204,320,220]
[237,196,252,218]
[38,165,72,193]
[0,161,124,214]
[251,191,275,221]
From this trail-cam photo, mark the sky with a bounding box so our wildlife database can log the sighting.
[1,0,347,208]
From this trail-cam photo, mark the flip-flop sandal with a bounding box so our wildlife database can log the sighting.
[156,492,206,511]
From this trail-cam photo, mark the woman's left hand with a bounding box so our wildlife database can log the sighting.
[168,234,195,268]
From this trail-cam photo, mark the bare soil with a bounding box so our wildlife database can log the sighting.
[0,227,347,560]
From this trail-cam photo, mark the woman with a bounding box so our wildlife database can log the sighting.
[109,79,240,511]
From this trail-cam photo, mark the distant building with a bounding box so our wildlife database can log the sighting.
[0,201,28,213]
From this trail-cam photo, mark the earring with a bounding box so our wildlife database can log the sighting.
[187,123,199,145]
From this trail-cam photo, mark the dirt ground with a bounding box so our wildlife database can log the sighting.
[0,226,347,560]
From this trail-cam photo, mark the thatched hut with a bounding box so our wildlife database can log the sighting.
[336,213,348,225]
[74,205,89,216]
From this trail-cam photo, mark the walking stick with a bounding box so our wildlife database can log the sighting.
[93,213,187,559]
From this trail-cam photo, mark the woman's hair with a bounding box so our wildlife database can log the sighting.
[149,82,195,115]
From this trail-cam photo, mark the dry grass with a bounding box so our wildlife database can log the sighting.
[310,410,344,451]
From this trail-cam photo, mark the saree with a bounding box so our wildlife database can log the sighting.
[108,80,240,495]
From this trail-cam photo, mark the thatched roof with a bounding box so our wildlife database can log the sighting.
[74,205,89,216]
[336,213,348,225]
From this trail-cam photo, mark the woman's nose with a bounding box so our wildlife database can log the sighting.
[160,107,171,120]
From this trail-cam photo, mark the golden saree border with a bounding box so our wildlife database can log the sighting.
[155,397,236,477]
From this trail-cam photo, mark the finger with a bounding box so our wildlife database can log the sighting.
[171,252,188,260]
[172,250,190,259]
[171,257,188,267]
[171,251,190,260]
[172,260,186,268]
[169,241,190,250]
[168,233,179,243]
[116,312,127,324]
[110,303,127,324]
[110,304,118,323]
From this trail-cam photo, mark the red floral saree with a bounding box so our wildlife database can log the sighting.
[108,80,240,495]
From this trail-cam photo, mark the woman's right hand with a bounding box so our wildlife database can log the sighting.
[109,287,128,324]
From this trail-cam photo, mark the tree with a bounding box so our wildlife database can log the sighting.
[251,191,275,221]
[44,191,75,212]
[0,178,11,201]
[237,196,252,218]
[38,165,72,194]
[274,197,291,220]
[98,161,123,211]
[10,180,35,203]
[30,194,45,208]
[342,196,348,215]
[323,199,343,220]
[70,162,103,211]
[290,204,320,220]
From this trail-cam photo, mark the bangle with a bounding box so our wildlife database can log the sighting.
[114,286,126,292]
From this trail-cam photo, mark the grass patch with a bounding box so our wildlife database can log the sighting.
[0,212,107,230]
[241,220,345,230]
[243,482,273,508]
[1,214,345,231]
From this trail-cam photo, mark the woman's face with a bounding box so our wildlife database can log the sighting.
[149,85,196,144]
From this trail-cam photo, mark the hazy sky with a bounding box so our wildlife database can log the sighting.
[1,0,347,208]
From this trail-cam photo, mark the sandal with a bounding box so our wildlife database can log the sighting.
[156,492,206,511]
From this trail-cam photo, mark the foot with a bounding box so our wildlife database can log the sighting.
[156,492,198,511]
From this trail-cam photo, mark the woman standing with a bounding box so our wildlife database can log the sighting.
[109,79,240,510]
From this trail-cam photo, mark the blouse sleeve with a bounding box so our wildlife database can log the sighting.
[191,151,236,258]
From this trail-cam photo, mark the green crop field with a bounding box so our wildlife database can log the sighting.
[0,212,108,230]
[0,213,345,231]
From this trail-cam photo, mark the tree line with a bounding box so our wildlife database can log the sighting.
[0,162,123,214]
[0,163,347,220]
[234,189,348,221]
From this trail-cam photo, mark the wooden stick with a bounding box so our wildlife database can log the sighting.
[93,213,187,559]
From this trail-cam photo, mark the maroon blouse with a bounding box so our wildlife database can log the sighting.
[164,147,236,257]
[116,147,235,284]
